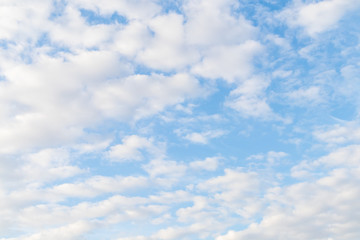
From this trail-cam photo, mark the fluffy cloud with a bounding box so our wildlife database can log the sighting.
[15,221,96,240]
[2,0,360,239]
[183,0,256,46]
[217,145,360,240]
[314,122,360,145]
[107,135,161,162]
[92,73,201,121]
[282,0,360,36]
[192,41,263,83]
[136,13,199,71]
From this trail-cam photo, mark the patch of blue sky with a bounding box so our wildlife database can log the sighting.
[330,100,357,121]
[236,0,290,26]
[0,39,10,49]
[158,0,183,14]
[35,33,50,47]
[49,0,67,20]
[78,152,148,177]
[80,8,128,25]
[134,63,179,76]
[35,33,73,58]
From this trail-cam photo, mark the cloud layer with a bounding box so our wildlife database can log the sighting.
[1,0,360,239]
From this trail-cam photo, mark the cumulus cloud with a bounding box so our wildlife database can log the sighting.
[192,41,263,83]
[217,147,360,240]
[1,0,359,239]
[282,0,360,36]
[183,0,256,46]
[92,73,201,121]
[107,135,162,162]
[15,221,97,240]
[136,13,199,71]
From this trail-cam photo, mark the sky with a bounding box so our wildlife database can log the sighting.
[1,0,360,239]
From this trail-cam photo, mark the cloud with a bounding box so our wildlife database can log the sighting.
[225,76,275,119]
[0,50,131,154]
[48,5,115,49]
[189,157,220,171]
[107,135,161,162]
[282,0,360,36]
[112,20,151,57]
[197,168,262,218]
[313,122,360,145]
[143,159,187,187]
[183,130,226,144]
[192,41,263,83]
[2,0,360,239]
[47,175,148,199]
[16,221,97,240]
[0,0,52,42]
[183,0,256,46]
[71,0,160,20]
[285,86,324,106]
[217,146,360,240]
[136,13,199,71]
[92,73,202,121]
[314,144,360,167]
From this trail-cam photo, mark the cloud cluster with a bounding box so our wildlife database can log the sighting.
[1,0,360,239]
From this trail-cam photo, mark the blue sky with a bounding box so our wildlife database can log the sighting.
[1,0,360,239]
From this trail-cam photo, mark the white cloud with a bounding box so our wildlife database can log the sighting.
[0,148,84,187]
[143,159,187,185]
[314,122,360,145]
[183,0,256,46]
[48,5,115,49]
[107,135,161,162]
[0,50,131,154]
[217,146,360,240]
[0,0,52,42]
[183,130,226,144]
[314,144,360,167]
[197,168,262,218]
[118,218,227,240]
[153,220,220,240]
[16,220,97,240]
[14,195,162,230]
[192,41,263,83]
[0,52,202,154]
[197,169,259,201]
[48,175,148,199]
[225,76,275,119]
[285,86,324,105]
[282,0,360,36]
[3,0,358,239]
[189,157,220,171]
[92,73,202,121]
[112,20,151,57]
[74,138,111,154]
[136,13,199,71]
